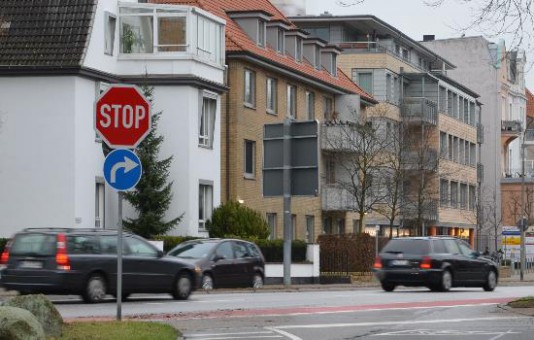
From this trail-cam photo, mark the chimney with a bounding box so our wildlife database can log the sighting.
[423,35,435,42]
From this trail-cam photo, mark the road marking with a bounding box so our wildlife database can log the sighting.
[265,327,303,340]
[373,329,521,336]
[185,330,283,339]
[275,316,529,330]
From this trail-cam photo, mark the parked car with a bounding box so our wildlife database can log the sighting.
[373,236,499,292]
[167,239,265,291]
[0,228,200,303]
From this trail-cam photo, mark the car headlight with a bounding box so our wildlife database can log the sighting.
[194,266,202,274]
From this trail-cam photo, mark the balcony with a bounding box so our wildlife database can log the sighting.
[402,149,438,172]
[401,97,438,126]
[477,123,484,144]
[501,120,522,147]
[321,184,358,211]
[401,199,438,222]
[321,122,358,152]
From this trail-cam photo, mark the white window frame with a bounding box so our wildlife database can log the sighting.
[199,91,217,148]
[267,213,277,240]
[244,139,256,179]
[258,20,266,47]
[104,12,117,56]
[266,77,277,114]
[95,180,105,228]
[199,182,213,231]
[287,84,297,118]
[244,69,256,107]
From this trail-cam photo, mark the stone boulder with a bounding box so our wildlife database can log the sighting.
[0,306,45,340]
[4,294,63,337]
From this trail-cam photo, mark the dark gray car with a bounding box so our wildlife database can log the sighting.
[0,228,200,303]
[167,239,265,291]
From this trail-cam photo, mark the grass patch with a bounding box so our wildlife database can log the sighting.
[508,296,534,308]
[51,321,179,340]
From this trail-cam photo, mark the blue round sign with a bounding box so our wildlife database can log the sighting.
[103,149,142,191]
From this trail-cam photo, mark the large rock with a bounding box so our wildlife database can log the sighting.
[0,306,45,340]
[4,294,63,337]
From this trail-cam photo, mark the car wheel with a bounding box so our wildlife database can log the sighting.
[483,269,497,292]
[252,273,264,291]
[439,270,452,292]
[83,274,107,303]
[172,273,192,300]
[202,274,214,292]
[381,281,395,292]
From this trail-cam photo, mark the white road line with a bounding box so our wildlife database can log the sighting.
[187,331,275,337]
[265,327,303,340]
[185,336,281,340]
[275,316,529,330]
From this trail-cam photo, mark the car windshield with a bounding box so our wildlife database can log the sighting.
[169,242,215,259]
[10,233,56,256]
[381,239,430,256]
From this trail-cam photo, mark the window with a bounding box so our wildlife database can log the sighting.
[470,143,476,166]
[306,91,315,120]
[277,28,284,53]
[306,215,315,243]
[433,239,447,253]
[459,138,465,164]
[440,132,447,158]
[244,69,256,107]
[266,78,277,114]
[120,6,186,53]
[199,93,217,148]
[267,213,277,240]
[464,140,469,165]
[323,96,333,120]
[126,237,158,257]
[95,182,105,228]
[460,183,468,209]
[258,20,265,47]
[469,185,476,210]
[292,214,297,240]
[244,140,256,178]
[448,135,453,160]
[287,85,297,118]
[337,218,345,234]
[386,74,392,101]
[450,181,458,208]
[104,12,117,55]
[443,239,460,254]
[356,72,373,95]
[295,37,302,62]
[324,218,333,234]
[197,13,223,63]
[199,183,213,230]
[440,179,449,206]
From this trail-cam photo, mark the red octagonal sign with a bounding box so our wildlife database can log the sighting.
[94,85,151,149]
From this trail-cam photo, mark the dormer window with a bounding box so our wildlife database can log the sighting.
[228,10,273,48]
[321,46,341,76]
[303,38,326,70]
[267,21,290,54]
[285,29,307,62]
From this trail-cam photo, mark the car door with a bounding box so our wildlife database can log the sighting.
[231,241,253,286]
[99,235,130,293]
[210,241,236,287]
[442,238,470,283]
[456,239,486,282]
[123,236,171,293]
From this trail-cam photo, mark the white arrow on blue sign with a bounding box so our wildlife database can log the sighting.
[103,149,142,191]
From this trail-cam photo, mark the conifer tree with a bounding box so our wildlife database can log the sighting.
[122,85,182,238]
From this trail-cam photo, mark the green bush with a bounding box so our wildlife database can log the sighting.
[255,239,307,263]
[206,201,269,239]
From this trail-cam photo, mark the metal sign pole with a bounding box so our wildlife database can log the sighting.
[117,192,123,321]
[283,118,292,287]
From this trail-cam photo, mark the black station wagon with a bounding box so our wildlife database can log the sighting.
[373,236,499,292]
[0,228,200,303]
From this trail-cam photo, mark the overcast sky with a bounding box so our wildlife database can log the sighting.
[306,0,534,88]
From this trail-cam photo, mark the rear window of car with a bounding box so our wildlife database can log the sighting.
[169,242,215,259]
[381,239,430,255]
[67,235,100,254]
[10,233,56,256]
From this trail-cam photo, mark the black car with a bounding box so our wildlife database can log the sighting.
[373,236,499,292]
[167,239,265,291]
[0,228,200,303]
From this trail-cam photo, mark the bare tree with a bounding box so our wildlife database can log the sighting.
[323,118,389,233]
[507,181,534,227]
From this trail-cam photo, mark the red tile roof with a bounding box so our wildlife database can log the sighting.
[151,0,375,103]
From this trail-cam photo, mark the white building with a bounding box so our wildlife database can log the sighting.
[0,0,226,237]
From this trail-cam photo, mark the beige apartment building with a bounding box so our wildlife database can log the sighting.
[160,0,376,241]
[291,15,482,246]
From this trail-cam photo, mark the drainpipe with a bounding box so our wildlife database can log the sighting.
[225,64,231,202]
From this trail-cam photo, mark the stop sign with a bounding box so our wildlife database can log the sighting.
[94,85,151,149]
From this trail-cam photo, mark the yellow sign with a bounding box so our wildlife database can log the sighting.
[503,236,520,245]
